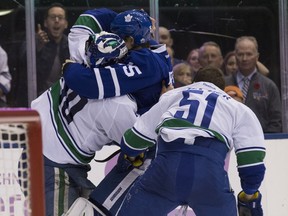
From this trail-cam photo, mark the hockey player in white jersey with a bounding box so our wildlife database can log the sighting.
[32,8,173,216]
[118,66,265,216]
[62,9,174,216]
[31,32,149,216]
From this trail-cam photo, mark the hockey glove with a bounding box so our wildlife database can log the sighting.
[237,190,263,216]
[116,152,145,172]
[124,152,145,168]
[62,59,76,74]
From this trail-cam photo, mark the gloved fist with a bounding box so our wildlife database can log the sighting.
[237,190,263,216]
[116,152,146,172]
[124,153,145,168]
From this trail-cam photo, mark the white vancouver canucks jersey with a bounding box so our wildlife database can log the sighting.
[31,78,138,165]
[130,81,265,152]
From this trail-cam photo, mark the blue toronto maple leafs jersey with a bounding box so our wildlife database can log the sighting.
[63,44,173,113]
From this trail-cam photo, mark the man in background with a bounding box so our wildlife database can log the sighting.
[159,26,183,66]
[225,36,282,133]
[198,41,223,69]
[0,45,12,107]
[36,3,69,95]
[13,3,69,107]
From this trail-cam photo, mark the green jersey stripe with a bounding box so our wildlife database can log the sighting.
[74,15,101,33]
[236,150,266,166]
[124,128,155,149]
[156,118,227,143]
[49,81,95,164]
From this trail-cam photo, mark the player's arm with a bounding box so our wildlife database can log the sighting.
[233,107,266,216]
[63,61,170,99]
[120,93,172,157]
[236,146,265,216]
[100,96,138,144]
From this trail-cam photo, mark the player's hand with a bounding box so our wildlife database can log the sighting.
[161,81,174,96]
[237,190,263,216]
[116,152,145,172]
[62,59,76,74]
[36,24,49,50]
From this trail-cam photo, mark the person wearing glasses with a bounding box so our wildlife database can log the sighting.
[36,3,70,95]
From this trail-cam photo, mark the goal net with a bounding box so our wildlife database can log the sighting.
[0,109,44,216]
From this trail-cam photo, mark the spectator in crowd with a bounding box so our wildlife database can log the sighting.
[36,3,69,95]
[256,61,270,77]
[159,26,173,47]
[186,48,201,74]
[158,26,183,66]
[173,62,194,88]
[224,85,244,103]
[198,41,223,69]
[13,3,69,107]
[222,51,270,77]
[0,45,12,107]
[118,66,265,216]
[225,36,282,133]
[166,46,175,65]
[222,51,238,76]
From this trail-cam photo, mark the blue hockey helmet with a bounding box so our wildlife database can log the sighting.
[110,9,152,45]
[85,31,128,67]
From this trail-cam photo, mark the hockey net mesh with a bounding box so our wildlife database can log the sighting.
[0,123,32,215]
[0,110,44,216]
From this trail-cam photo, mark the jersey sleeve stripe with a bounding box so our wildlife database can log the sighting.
[94,68,104,99]
[48,84,95,164]
[121,128,155,156]
[73,14,102,33]
[236,149,266,167]
[107,66,120,96]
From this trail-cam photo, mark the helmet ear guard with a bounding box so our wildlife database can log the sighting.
[85,31,128,67]
[110,9,153,46]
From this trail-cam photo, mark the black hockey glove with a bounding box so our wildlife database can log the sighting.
[237,190,263,216]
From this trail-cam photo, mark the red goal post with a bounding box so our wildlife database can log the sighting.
[0,109,45,216]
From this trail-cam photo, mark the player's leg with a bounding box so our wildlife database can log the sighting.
[44,157,95,216]
[185,139,237,216]
[45,165,77,216]
[117,153,180,216]
[89,147,155,215]
[89,156,151,215]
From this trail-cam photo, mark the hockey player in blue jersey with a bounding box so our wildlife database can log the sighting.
[62,9,174,216]
[117,66,265,216]
[86,9,174,215]
[33,8,173,216]
[63,9,173,114]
